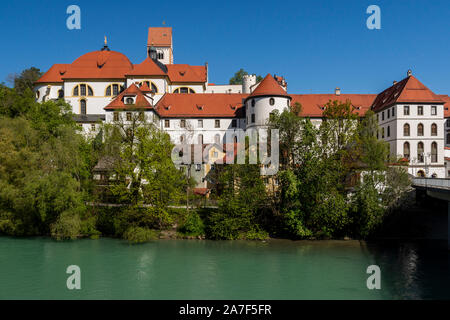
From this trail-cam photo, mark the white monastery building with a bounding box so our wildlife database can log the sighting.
[34,27,450,180]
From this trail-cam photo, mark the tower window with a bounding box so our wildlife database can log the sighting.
[157,51,164,59]
[165,119,170,128]
[215,120,220,128]
[251,114,255,123]
[418,106,423,115]
[404,106,410,115]
[232,119,237,128]
[269,98,275,106]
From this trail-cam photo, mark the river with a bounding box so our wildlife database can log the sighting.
[0,237,449,299]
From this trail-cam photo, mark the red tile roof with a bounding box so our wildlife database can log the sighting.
[104,83,153,110]
[62,50,133,80]
[35,64,70,83]
[166,64,207,83]
[138,82,153,92]
[147,27,172,47]
[371,75,444,112]
[155,93,247,118]
[247,74,290,99]
[291,94,377,117]
[125,57,166,76]
[439,95,450,118]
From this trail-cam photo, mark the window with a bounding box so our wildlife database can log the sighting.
[126,112,132,121]
[431,123,437,136]
[198,134,203,145]
[447,120,450,128]
[91,124,96,131]
[125,97,134,104]
[418,106,423,115]
[387,109,390,118]
[387,126,390,137]
[80,99,86,115]
[198,119,203,128]
[73,84,94,96]
[173,87,195,94]
[139,81,158,93]
[214,134,220,144]
[251,114,255,123]
[231,119,237,128]
[215,120,220,128]
[105,84,124,96]
[269,98,275,106]
[403,142,410,160]
[404,123,410,136]
[431,142,437,163]
[392,107,395,117]
[165,119,170,128]
[113,112,119,121]
[58,89,64,99]
[447,133,450,144]
[382,112,384,121]
[180,119,186,128]
[404,106,410,115]
[417,142,424,162]
[431,106,437,115]
[381,127,384,138]
[36,90,40,99]
[417,123,424,136]
[195,164,201,171]
[251,99,255,107]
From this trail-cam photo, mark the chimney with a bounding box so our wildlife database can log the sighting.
[335,87,341,96]
[407,69,412,77]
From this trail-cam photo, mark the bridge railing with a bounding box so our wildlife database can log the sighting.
[412,178,450,189]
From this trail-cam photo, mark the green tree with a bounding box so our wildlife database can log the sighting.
[12,67,43,95]
[229,68,263,85]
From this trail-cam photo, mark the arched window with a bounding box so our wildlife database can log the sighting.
[214,134,220,144]
[180,135,185,143]
[173,87,195,94]
[105,84,125,96]
[80,99,86,115]
[73,84,94,97]
[269,98,275,106]
[157,51,164,59]
[417,123,424,136]
[403,123,410,136]
[431,142,437,163]
[417,142,424,162]
[251,99,255,107]
[125,97,134,105]
[139,81,158,93]
[431,123,437,136]
[58,89,64,99]
[403,142,410,160]
[198,134,203,145]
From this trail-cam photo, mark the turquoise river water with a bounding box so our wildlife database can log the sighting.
[0,237,449,299]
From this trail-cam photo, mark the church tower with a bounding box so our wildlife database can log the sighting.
[147,27,173,64]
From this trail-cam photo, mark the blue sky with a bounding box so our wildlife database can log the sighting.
[1,0,449,95]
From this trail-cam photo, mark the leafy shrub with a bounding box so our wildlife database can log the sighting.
[178,211,205,236]
[123,226,158,243]
[243,229,269,240]
[50,211,81,240]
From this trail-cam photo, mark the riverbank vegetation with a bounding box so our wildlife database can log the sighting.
[0,68,411,242]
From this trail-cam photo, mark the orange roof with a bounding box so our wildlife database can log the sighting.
[247,74,290,100]
[166,64,207,83]
[35,64,70,83]
[156,93,247,118]
[291,94,377,117]
[104,83,152,110]
[138,82,153,92]
[439,95,450,118]
[62,50,133,79]
[147,27,172,47]
[372,75,444,112]
[125,57,166,76]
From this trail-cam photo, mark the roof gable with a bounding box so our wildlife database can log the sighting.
[248,74,290,99]
[104,83,152,110]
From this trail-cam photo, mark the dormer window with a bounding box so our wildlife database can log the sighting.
[125,97,134,105]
